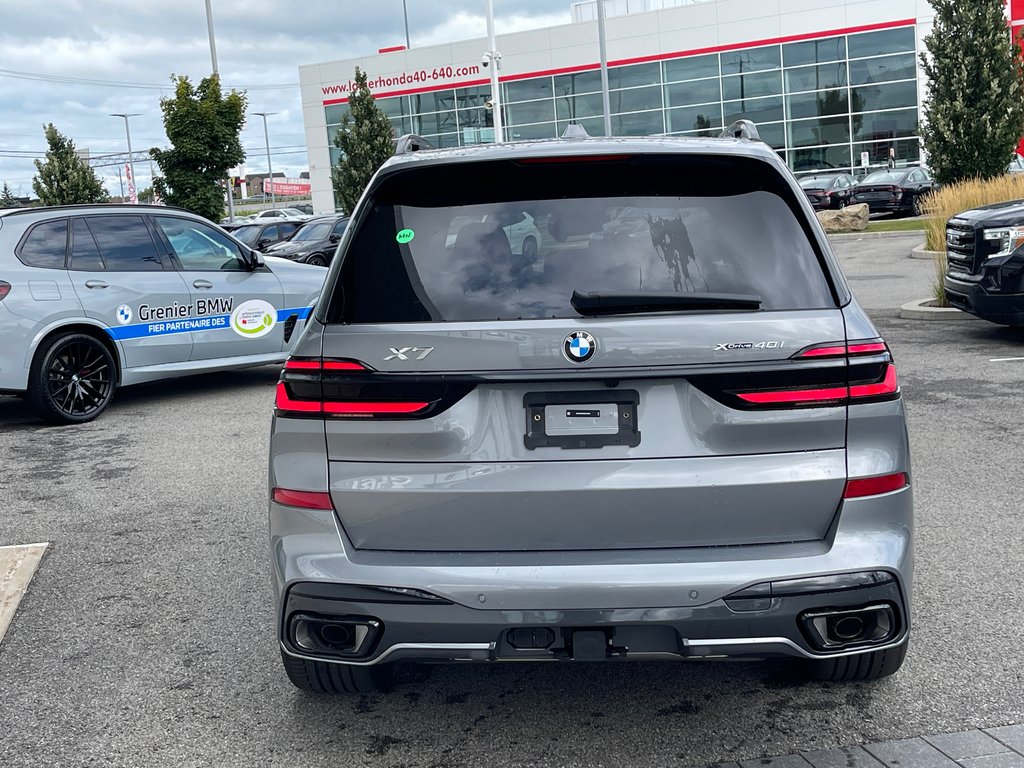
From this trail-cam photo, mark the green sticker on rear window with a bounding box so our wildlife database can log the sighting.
[396,228,415,244]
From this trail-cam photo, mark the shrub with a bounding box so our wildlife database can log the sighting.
[920,176,1024,251]
[919,175,1024,307]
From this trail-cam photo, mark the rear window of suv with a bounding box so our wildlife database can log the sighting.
[329,154,835,323]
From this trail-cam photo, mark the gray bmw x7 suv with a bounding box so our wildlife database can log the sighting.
[268,124,912,694]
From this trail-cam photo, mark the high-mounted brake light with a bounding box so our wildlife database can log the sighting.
[272,488,334,510]
[0,281,10,301]
[518,154,630,164]
[843,472,908,498]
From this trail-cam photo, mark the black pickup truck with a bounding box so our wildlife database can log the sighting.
[944,200,1024,325]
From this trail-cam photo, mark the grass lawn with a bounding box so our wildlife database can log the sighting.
[863,217,928,233]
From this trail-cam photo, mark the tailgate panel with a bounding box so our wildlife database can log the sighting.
[328,451,846,552]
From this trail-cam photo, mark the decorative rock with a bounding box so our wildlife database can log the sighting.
[816,203,870,233]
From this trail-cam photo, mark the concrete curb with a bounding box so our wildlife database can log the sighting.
[827,230,926,241]
[911,244,943,260]
[899,298,970,321]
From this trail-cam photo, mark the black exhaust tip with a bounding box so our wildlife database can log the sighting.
[290,613,381,658]
[799,603,897,651]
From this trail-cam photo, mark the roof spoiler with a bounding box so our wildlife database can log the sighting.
[394,134,435,155]
[720,120,761,141]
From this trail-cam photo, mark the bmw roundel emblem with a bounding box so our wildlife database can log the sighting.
[116,304,133,325]
[563,331,597,363]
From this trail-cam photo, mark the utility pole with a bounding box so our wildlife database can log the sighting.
[402,0,411,49]
[204,0,236,221]
[110,113,140,203]
[597,0,612,137]
[485,0,504,142]
[253,112,277,209]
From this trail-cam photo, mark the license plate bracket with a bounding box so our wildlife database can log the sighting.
[523,389,640,449]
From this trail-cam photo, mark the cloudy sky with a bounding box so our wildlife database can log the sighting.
[0,0,574,197]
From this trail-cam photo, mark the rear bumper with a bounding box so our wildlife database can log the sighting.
[856,200,907,213]
[944,275,1024,325]
[270,486,913,666]
[280,577,908,666]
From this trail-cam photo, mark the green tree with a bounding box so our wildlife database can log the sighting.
[331,67,395,213]
[920,0,1024,183]
[0,182,17,207]
[31,124,107,205]
[151,75,247,221]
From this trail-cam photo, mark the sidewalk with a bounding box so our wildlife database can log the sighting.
[708,727,1024,768]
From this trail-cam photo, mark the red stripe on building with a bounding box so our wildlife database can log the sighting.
[321,17,917,105]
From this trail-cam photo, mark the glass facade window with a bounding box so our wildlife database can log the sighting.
[847,27,916,59]
[667,103,722,133]
[506,99,556,125]
[554,69,602,94]
[664,53,719,83]
[721,70,783,101]
[323,23,925,208]
[721,45,781,74]
[557,92,605,120]
[607,62,661,89]
[850,53,917,85]
[782,36,846,67]
[852,80,918,112]
[786,88,849,120]
[665,78,720,107]
[613,111,665,136]
[506,78,553,102]
[785,63,848,93]
[611,85,663,113]
[724,95,784,124]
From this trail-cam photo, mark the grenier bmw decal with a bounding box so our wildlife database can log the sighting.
[563,331,597,363]
[104,297,311,341]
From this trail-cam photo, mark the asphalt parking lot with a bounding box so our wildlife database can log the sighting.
[2,233,1023,767]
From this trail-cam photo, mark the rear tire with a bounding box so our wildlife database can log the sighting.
[26,332,116,425]
[280,649,394,694]
[804,641,907,682]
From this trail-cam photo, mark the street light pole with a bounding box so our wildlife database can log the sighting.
[596,0,612,137]
[204,0,236,221]
[402,0,411,49]
[485,0,504,142]
[111,113,140,203]
[253,112,277,209]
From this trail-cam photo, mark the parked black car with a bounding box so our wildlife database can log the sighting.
[944,200,1024,325]
[263,214,349,266]
[229,220,301,250]
[851,167,935,216]
[798,173,857,210]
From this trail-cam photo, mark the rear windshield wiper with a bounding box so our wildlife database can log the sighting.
[570,290,762,316]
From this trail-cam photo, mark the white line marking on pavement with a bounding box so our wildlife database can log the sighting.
[0,543,48,647]
[989,357,1024,362]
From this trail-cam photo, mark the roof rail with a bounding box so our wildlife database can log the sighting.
[720,120,761,141]
[394,134,435,155]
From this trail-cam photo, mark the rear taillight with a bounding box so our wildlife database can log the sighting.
[843,472,908,498]
[735,364,898,407]
[272,488,334,510]
[0,281,10,300]
[693,338,899,410]
[275,358,471,419]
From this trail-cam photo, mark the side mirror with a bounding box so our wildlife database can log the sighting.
[257,238,273,249]
[329,233,341,243]
[249,249,266,270]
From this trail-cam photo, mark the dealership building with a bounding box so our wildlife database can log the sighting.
[299,0,1024,214]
